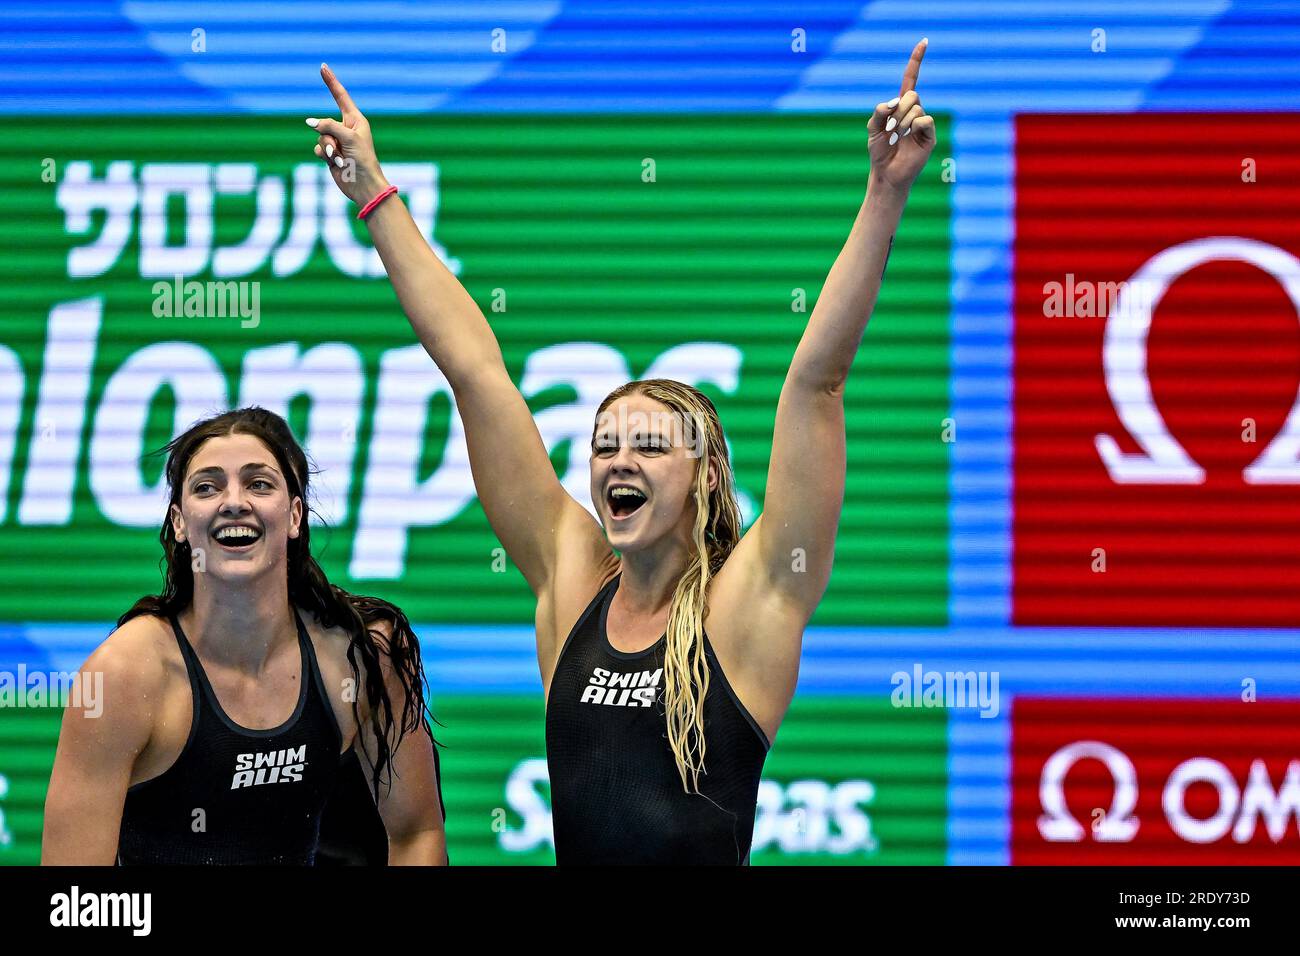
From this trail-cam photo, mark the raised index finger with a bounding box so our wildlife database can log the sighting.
[320,62,359,115]
[898,37,928,96]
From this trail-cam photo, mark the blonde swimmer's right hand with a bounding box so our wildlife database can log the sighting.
[307,63,389,205]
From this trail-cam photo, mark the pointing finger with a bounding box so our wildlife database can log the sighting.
[320,62,360,116]
[899,37,928,96]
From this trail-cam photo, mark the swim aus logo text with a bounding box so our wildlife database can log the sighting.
[581,667,662,707]
[231,746,307,789]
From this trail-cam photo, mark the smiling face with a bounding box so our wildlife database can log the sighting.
[589,393,717,553]
[169,432,302,585]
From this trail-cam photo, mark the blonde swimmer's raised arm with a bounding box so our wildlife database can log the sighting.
[307,65,611,600]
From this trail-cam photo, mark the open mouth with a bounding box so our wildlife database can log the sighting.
[211,524,263,550]
[607,485,648,521]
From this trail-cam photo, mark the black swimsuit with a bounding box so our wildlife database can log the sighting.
[545,574,771,864]
[117,611,343,865]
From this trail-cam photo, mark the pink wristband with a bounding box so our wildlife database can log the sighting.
[357,185,398,220]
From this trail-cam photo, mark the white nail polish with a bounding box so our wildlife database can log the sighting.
[886,117,897,132]
[903,127,912,137]
[334,156,345,169]
[888,131,899,146]
[886,96,900,109]
[305,118,319,128]
[326,144,334,158]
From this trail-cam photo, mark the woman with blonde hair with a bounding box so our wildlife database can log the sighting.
[307,39,934,864]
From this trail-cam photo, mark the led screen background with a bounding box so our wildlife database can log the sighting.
[1,1,1298,864]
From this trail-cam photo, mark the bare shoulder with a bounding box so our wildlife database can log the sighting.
[90,614,177,697]
[702,522,813,743]
[536,505,619,690]
[297,606,370,747]
[61,614,176,747]
[298,606,358,662]
[363,613,395,648]
[707,515,815,636]
[298,602,407,697]
[301,602,419,663]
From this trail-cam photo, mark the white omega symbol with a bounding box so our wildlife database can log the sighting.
[1038,740,1141,843]
[1096,237,1300,484]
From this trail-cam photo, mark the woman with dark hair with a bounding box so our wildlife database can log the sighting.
[307,38,933,863]
[41,407,446,865]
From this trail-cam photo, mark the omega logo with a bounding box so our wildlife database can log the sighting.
[1038,739,1300,845]
[1096,237,1300,484]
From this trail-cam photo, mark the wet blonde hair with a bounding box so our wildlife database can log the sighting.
[593,379,743,793]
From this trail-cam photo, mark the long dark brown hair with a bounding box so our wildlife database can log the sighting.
[118,406,435,800]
